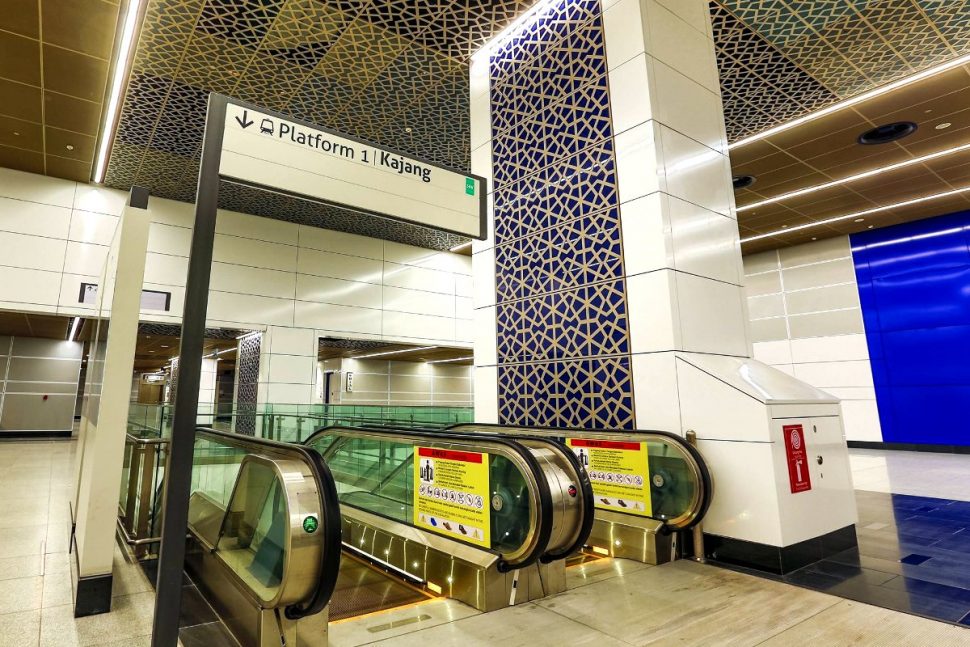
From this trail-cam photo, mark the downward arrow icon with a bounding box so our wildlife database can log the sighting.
[235,110,254,129]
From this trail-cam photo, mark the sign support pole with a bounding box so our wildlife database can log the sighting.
[151,93,228,647]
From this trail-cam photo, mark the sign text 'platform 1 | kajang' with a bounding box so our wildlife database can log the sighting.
[219,102,487,239]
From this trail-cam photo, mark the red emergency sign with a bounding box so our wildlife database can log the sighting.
[783,424,812,493]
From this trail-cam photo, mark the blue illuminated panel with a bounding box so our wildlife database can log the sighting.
[851,211,970,446]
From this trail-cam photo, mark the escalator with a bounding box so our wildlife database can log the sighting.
[446,423,713,563]
[184,428,342,647]
[302,425,595,614]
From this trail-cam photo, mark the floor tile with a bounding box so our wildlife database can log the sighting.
[0,554,43,581]
[39,591,155,647]
[565,556,650,589]
[759,599,967,645]
[0,575,44,614]
[535,560,840,646]
[0,609,41,647]
[372,601,626,647]
[178,622,239,647]
[329,598,479,646]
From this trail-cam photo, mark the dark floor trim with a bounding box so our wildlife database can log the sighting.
[74,572,114,617]
[848,440,970,455]
[0,429,73,439]
[71,528,114,617]
[702,525,858,575]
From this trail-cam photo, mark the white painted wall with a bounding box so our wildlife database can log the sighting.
[742,236,882,442]
[0,167,473,349]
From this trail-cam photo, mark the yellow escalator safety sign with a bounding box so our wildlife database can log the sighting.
[567,439,652,518]
[414,447,490,548]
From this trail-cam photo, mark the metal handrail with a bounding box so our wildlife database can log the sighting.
[304,424,554,573]
[193,427,342,620]
[447,423,713,533]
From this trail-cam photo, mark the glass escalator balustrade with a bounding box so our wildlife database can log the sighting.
[307,433,533,556]
[448,424,709,532]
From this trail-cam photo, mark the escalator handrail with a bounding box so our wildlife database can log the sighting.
[195,427,342,619]
[445,423,714,532]
[354,424,595,562]
[303,424,553,573]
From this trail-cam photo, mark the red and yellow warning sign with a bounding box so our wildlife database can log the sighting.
[567,439,652,517]
[413,447,490,548]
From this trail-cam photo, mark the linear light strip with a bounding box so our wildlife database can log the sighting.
[93,0,143,183]
[351,346,438,360]
[730,53,970,151]
[740,186,970,243]
[738,143,970,212]
[426,356,474,364]
[471,0,561,61]
[67,317,81,342]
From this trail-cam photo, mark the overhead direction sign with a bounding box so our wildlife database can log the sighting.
[219,101,487,239]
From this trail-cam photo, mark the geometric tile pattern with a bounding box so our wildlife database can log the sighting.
[234,332,262,436]
[711,0,970,142]
[489,0,634,430]
[104,0,540,250]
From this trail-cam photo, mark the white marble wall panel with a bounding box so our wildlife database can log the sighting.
[743,237,881,441]
[0,168,472,362]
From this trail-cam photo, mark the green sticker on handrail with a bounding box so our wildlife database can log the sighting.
[302,516,318,533]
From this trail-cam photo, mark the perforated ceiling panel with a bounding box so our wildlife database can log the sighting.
[104,0,538,249]
[711,0,970,142]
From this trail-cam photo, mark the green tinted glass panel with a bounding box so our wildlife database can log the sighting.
[308,434,531,555]
[645,440,697,522]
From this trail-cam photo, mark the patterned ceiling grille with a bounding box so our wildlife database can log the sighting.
[318,337,395,352]
[711,0,970,143]
[104,0,539,249]
[137,322,253,339]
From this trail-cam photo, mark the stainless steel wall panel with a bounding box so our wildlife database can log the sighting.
[11,337,83,360]
[4,381,82,394]
[7,356,82,382]
[0,393,77,431]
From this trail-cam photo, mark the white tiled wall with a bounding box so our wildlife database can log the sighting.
[323,358,473,407]
[742,236,882,442]
[0,167,473,350]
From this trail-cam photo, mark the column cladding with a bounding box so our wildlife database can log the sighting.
[487,0,635,429]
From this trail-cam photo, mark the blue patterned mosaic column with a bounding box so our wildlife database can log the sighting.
[483,0,635,429]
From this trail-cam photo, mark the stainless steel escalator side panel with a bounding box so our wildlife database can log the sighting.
[339,505,565,612]
[449,424,712,565]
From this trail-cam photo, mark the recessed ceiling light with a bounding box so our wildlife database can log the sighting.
[729,52,970,150]
[868,225,874,229]
[858,122,918,145]
[740,185,970,243]
[13,131,19,136]
[160,345,169,348]
[65,144,74,151]
[811,237,817,241]
[732,175,756,190]
[781,224,788,228]
[935,122,952,130]
[855,218,865,222]
[736,142,970,212]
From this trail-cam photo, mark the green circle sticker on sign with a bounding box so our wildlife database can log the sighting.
[302,516,318,534]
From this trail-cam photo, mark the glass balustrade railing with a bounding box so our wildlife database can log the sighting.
[448,424,712,532]
[125,403,473,443]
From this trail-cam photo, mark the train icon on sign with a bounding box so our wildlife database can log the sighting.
[260,118,274,135]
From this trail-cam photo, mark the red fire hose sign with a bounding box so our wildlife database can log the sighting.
[783,424,812,493]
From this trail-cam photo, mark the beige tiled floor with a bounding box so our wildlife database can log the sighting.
[0,439,156,647]
[331,559,966,646]
[849,448,970,501]
[1,438,967,647]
